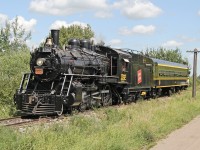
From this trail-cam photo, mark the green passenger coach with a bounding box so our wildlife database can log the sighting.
[153,58,189,87]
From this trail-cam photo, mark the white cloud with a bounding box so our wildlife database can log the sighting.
[119,25,156,35]
[162,40,183,48]
[113,0,162,19]
[50,20,88,29]
[0,14,37,33]
[29,0,110,17]
[29,0,162,19]
[179,35,198,43]
[109,39,122,47]
[94,11,113,18]
[10,16,37,32]
[0,13,8,25]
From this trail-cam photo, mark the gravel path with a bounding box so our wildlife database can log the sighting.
[150,115,200,150]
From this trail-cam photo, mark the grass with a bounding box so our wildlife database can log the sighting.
[0,86,200,150]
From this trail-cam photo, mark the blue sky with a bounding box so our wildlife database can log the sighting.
[0,0,200,75]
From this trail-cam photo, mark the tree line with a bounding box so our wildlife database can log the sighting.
[143,47,188,65]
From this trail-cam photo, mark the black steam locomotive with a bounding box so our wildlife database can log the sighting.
[14,30,189,116]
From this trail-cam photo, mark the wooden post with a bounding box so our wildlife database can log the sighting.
[187,48,200,98]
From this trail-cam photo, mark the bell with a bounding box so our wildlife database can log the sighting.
[45,38,52,46]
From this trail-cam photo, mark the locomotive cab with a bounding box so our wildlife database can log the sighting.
[97,46,131,83]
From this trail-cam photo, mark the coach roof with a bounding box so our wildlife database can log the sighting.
[152,58,188,69]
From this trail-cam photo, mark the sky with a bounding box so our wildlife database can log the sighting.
[0,0,200,75]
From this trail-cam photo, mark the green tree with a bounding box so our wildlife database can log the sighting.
[0,16,31,52]
[144,47,188,65]
[58,24,94,47]
[0,22,11,52]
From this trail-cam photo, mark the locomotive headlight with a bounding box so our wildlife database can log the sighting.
[36,58,45,66]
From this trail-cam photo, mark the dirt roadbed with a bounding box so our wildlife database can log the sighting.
[150,115,200,150]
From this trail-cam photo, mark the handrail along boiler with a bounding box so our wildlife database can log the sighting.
[14,29,189,116]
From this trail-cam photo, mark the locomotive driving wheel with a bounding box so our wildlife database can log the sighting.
[101,85,112,106]
[56,104,63,116]
[78,92,89,112]
[78,102,87,112]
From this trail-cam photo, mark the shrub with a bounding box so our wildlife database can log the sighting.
[0,50,30,118]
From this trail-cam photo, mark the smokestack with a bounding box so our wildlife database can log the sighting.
[51,29,60,46]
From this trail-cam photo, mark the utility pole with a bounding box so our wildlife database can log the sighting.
[187,48,200,98]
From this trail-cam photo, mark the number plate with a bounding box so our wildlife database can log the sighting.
[35,68,43,75]
[121,74,126,81]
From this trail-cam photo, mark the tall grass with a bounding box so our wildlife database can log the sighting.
[0,51,30,118]
[0,87,200,150]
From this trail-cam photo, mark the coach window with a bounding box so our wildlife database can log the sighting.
[122,58,129,73]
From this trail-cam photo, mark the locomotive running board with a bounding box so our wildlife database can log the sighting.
[63,73,119,83]
[63,73,119,79]
[92,96,101,100]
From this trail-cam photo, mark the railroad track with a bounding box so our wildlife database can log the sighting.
[0,117,41,127]
[0,116,67,128]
